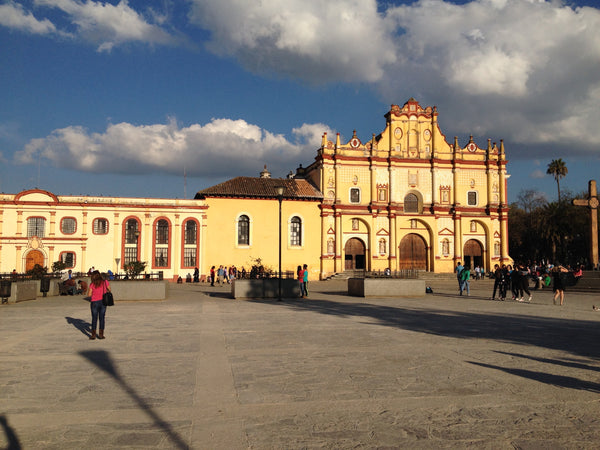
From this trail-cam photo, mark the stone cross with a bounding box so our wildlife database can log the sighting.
[573,180,599,269]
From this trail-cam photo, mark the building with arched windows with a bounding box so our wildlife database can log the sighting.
[0,99,510,280]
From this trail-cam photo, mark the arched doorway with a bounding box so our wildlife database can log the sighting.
[398,234,428,270]
[463,239,483,271]
[344,238,366,270]
[25,250,45,272]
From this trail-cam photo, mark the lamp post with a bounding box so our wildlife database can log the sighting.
[275,185,285,301]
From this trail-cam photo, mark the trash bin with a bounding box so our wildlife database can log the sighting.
[40,277,50,297]
[0,280,12,304]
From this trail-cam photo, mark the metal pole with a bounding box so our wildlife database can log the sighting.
[278,193,282,301]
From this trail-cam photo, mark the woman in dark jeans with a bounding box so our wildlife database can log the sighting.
[87,270,111,340]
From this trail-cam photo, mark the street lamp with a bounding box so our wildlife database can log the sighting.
[276,185,285,301]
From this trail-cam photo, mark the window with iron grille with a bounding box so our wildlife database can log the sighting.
[155,219,169,245]
[184,248,197,267]
[467,191,478,206]
[27,217,45,238]
[93,218,109,234]
[184,220,197,244]
[238,215,249,245]
[290,216,302,246]
[404,193,419,213]
[125,219,139,243]
[60,252,75,268]
[154,247,168,267]
[350,188,361,203]
[124,247,137,265]
[61,217,76,234]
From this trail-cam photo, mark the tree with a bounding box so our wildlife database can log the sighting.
[547,158,568,203]
[52,260,67,273]
[124,260,147,279]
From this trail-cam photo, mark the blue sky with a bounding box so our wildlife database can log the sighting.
[1,0,599,203]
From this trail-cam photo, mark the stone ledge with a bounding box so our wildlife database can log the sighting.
[232,279,301,299]
[348,278,426,298]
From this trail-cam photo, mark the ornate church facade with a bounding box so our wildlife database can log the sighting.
[0,99,509,280]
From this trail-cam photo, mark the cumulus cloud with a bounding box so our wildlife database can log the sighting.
[0,0,177,50]
[187,0,397,83]
[187,0,600,156]
[0,1,61,35]
[15,118,331,177]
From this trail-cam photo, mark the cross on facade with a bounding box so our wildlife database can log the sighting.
[573,180,599,269]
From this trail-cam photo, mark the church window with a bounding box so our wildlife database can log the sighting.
[290,216,302,246]
[60,251,75,268]
[467,191,478,206]
[154,219,170,268]
[238,215,250,246]
[27,217,45,238]
[93,218,109,235]
[61,217,76,235]
[350,188,361,203]
[404,193,419,213]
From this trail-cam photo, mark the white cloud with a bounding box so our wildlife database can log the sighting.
[15,118,330,177]
[0,0,177,50]
[0,1,61,35]
[187,0,397,83]
[187,0,600,156]
[35,0,177,51]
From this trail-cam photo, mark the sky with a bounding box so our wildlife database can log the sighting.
[1,0,600,204]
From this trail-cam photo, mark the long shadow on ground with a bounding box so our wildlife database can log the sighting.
[251,296,600,360]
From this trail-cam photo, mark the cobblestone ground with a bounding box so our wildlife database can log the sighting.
[2,279,600,449]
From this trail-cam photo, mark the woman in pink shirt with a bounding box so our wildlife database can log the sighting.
[86,270,111,340]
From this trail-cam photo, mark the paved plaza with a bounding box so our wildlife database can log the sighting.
[2,278,600,449]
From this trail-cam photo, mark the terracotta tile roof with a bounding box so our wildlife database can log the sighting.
[195,177,323,200]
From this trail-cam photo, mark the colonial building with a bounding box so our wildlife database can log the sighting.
[0,190,206,278]
[301,98,510,277]
[0,99,509,280]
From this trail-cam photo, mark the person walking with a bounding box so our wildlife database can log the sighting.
[491,264,503,300]
[455,262,464,294]
[460,266,471,296]
[86,270,110,340]
[210,266,215,286]
[297,265,305,298]
[552,265,568,305]
[302,264,309,298]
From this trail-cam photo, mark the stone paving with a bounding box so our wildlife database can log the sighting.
[2,278,600,449]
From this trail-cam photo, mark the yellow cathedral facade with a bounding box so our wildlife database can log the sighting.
[0,99,509,281]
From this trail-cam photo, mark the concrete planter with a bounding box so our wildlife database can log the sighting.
[2,281,38,304]
[232,279,301,299]
[109,280,168,301]
[348,278,426,298]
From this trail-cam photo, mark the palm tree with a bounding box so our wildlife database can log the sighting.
[547,158,568,203]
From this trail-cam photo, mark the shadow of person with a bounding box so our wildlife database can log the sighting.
[65,316,92,338]
[0,415,22,450]
[80,350,188,449]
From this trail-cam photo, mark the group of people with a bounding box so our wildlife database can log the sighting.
[489,263,534,302]
[297,264,309,298]
[59,269,88,295]
[486,262,579,305]
[209,265,243,286]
